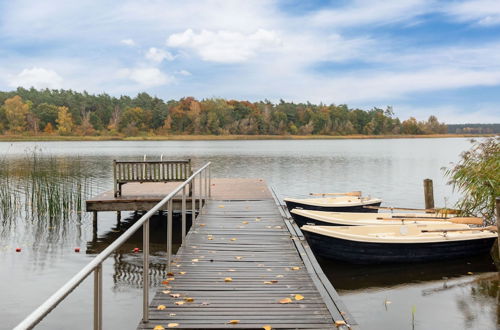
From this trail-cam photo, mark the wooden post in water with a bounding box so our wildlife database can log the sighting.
[496,197,500,259]
[93,211,98,232]
[423,179,434,212]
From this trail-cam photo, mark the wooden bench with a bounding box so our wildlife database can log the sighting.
[113,159,192,197]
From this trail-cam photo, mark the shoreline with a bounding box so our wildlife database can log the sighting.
[0,133,493,142]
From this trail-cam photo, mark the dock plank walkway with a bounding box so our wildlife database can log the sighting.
[139,195,355,329]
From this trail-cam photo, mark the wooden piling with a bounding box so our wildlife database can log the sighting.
[423,179,434,212]
[496,197,500,259]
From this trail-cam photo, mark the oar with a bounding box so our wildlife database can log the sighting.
[365,205,460,214]
[309,191,362,197]
[379,217,483,225]
[422,226,497,233]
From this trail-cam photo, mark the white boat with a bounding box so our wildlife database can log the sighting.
[302,224,497,264]
[290,209,460,227]
[284,195,382,213]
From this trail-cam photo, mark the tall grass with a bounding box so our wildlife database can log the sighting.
[0,149,92,224]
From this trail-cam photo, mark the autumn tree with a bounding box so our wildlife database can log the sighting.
[56,106,73,135]
[3,95,29,133]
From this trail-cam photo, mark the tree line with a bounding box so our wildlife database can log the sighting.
[0,87,448,136]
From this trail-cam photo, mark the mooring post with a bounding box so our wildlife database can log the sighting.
[116,211,121,224]
[423,178,434,212]
[496,197,500,259]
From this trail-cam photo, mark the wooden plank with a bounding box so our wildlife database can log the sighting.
[138,192,352,330]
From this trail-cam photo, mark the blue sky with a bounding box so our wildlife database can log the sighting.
[1,0,500,123]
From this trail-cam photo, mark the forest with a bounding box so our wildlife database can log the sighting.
[0,87,449,137]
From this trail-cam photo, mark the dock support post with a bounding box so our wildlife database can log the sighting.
[142,219,150,323]
[93,211,98,233]
[182,185,187,243]
[496,197,500,259]
[93,264,102,330]
[423,179,434,212]
[209,165,211,198]
[116,211,121,223]
[167,199,173,273]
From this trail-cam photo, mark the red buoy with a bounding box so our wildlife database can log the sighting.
[133,248,140,253]
[16,248,21,252]
[74,248,80,253]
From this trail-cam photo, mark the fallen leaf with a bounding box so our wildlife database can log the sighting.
[255,218,261,222]
[228,320,240,324]
[169,313,176,316]
[242,221,249,224]
[274,226,282,229]
[262,326,272,330]
[175,301,184,305]
[162,290,171,294]
[191,259,199,262]
[279,298,292,304]
[153,326,165,330]
[167,272,174,276]
[335,320,346,327]
[235,256,243,260]
[228,269,236,272]
[266,268,272,271]
[201,302,210,305]
[168,323,179,328]
[170,293,181,298]
[162,280,170,285]
[266,226,272,229]
[218,205,225,208]
[167,277,175,281]
[179,271,186,275]
[199,223,206,227]
[276,275,284,278]
[467,272,474,275]
[270,280,278,283]
[264,281,273,284]
[230,238,236,241]
[291,266,300,271]
[294,294,304,301]
[157,305,167,310]
[224,277,233,282]
[184,297,194,302]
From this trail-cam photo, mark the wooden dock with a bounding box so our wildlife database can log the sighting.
[136,180,356,329]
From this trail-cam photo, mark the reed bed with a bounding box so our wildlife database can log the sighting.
[0,149,92,224]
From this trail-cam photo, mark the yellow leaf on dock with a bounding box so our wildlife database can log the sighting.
[168,323,179,328]
[224,277,233,282]
[291,266,300,271]
[262,326,272,330]
[170,293,180,298]
[184,297,194,302]
[157,305,166,310]
[218,205,225,208]
[229,320,240,324]
[154,326,165,330]
[294,294,304,301]
[279,298,292,304]
[235,256,243,260]
[175,301,184,305]
[230,238,236,241]
[242,221,249,224]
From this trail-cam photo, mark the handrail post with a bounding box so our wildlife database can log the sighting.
[204,169,208,202]
[142,219,150,323]
[167,199,173,273]
[209,164,212,198]
[93,265,102,330]
[113,160,117,197]
[199,172,202,214]
[192,177,196,223]
[182,185,187,243]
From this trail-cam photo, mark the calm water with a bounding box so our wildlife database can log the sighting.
[1,138,498,329]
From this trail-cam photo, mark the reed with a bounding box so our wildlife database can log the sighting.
[0,149,92,224]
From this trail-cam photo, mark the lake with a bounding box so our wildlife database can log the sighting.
[1,138,497,329]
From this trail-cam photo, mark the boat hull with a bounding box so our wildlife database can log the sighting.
[291,211,349,227]
[303,230,496,264]
[285,200,381,213]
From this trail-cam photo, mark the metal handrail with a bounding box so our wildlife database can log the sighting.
[15,162,212,330]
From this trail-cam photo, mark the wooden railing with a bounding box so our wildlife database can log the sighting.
[113,160,192,197]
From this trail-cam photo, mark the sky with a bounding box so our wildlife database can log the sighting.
[1,0,500,124]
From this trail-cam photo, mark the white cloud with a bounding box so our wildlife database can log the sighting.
[121,38,136,46]
[117,67,173,86]
[175,70,191,76]
[446,0,500,26]
[166,28,282,62]
[145,47,174,63]
[310,0,434,28]
[8,67,63,89]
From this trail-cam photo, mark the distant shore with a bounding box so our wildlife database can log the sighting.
[0,133,494,142]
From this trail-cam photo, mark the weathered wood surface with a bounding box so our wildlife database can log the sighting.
[138,198,355,329]
[86,178,272,211]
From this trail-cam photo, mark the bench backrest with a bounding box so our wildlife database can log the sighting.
[114,160,192,183]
